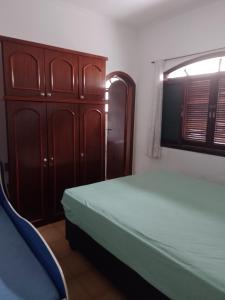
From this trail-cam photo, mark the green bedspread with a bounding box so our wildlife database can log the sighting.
[61,170,225,300]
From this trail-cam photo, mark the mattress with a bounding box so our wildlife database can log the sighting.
[0,205,60,300]
[62,170,225,300]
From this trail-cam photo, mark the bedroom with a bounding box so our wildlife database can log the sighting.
[0,0,225,299]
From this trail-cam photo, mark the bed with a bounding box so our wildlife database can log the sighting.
[0,164,68,300]
[62,170,225,300]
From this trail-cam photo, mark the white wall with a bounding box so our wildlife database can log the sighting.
[0,0,137,79]
[1,0,225,184]
[134,0,225,183]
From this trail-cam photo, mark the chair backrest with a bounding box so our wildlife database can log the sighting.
[0,162,7,196]
[0,161,67,299]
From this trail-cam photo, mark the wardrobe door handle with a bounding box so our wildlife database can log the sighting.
[49,157,54,166]
[47,93,52,97]
[80,153,84,158]
[40,92,45,96]
[43,158,48,167]
[80,95,84,99]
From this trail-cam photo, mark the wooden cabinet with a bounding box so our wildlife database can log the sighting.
[7,101,48,224]
[3,41,45,98]
[80,104,105,184]
[79,56,106,101]
[6,101,105,224]
[3,41,106,101]
[6,101,80,223]
[0,36,107,225]
[45,50,79,100]
[47,103,79,217]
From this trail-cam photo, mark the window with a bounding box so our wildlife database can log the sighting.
[161,54,225,156]
[167,56,225,78]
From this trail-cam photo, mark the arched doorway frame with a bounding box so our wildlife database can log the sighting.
[106,71,136,178]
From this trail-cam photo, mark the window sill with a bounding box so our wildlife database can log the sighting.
[161,142,225,158]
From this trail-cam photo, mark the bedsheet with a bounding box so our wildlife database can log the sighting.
[62,171,225,300]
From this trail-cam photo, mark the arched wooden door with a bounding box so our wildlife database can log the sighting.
[106,72,135,179]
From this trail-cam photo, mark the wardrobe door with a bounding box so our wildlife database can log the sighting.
[3,41,45,98]
[80,104,105,185]
[79,56,106,101]
[47,103,79,217]
[7,101,48,225]
[45,50,79,100]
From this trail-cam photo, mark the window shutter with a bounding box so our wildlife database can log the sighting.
[214,77,225,145]
[183,79,210,143]
[161,81,184,145]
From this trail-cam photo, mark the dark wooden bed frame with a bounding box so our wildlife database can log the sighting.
[65,218,169,300]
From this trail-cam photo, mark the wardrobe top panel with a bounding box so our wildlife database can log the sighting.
[0,35,108,61]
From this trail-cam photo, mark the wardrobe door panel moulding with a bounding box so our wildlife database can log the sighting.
[47,103,80,218]
[45,50,79,100]
[7,101,48,225]
[80,104,105,185]
[3,41,45,98]
[79,56,106,101]
[0,36,107,225]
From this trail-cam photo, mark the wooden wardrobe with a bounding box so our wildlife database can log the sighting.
[0,37,107,226]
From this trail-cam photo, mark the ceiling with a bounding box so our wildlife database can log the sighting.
[63,0,216,27]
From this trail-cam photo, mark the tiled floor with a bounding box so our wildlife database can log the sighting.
[38,220,127,300]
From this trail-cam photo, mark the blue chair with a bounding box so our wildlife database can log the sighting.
[0,162,68,300]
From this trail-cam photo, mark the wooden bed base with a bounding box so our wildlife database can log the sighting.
[65,219,169,299]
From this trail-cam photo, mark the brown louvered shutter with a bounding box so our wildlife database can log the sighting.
[214,77,225,145]
[182,79,210,143]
